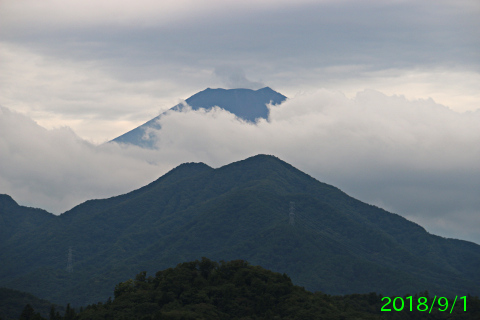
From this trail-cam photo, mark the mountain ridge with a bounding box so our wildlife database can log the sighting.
[0,193,55,244]
[1,154,479,307]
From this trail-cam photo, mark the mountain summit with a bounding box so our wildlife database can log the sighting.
[1,154,479,306]
[110,87,287,148]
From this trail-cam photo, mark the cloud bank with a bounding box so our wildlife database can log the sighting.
[1,89,479,244]
[0,106,165,213]
[1,0,478,143]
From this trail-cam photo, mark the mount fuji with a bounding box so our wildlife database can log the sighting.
[110,87,287,148]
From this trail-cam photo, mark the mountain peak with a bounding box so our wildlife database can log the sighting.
[165,161,213,178]
[0,194,18,208]
[3,154,480,306]
[145,161,214,188]
[110,87,287,148]
[256,86,276,92]
[224,154,302,173]
[214,154,326,194]
[184,87,286,121]
[202,86,275,92]
[226,154,285,168]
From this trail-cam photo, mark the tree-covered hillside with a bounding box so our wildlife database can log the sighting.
[12,259,480,320]
[1,155,480,307]
[0,287,64,320]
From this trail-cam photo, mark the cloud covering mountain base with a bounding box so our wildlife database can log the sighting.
[1,88,479,244]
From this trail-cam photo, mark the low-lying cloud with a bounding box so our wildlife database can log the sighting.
[1,89,479,244]
[0,106,165,213]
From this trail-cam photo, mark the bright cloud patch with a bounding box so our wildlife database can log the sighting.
[1,89,479,244]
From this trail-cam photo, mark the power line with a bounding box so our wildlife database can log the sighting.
[66,247,73,273]
[289,201,295,226]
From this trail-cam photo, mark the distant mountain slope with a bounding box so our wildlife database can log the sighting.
[0,287,63,320]
[0,194,55,243]
[1,155,479,307]
[110,87,287,148]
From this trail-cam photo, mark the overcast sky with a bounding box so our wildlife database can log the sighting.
[1,0,479,244]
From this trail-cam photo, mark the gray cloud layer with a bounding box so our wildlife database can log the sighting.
[214,66,265,90]
[0,0,479,250]
[1,89,479,244]
[1,0,479,142]
[0,106,164,212]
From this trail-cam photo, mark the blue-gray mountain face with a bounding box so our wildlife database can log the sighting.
[110,87,287,148]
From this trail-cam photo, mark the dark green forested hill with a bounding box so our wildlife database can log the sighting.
[13,259,480,320]
[78,259,480,320]
[0,287,64,320]
[1,155,480,307]
[0,194,55,243]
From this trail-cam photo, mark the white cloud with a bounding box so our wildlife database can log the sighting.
[0,42,187,143]
[147,89,480,243]
[150,88,480,172]
[1,0,479,246]
[1,0,478,144]
[2,40,478,146]
[336,68,480,113]
[1,89,479,244]
[0,106,168,213]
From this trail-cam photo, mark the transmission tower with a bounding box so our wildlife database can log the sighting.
[289,201,295,226]
[66,247,73,273]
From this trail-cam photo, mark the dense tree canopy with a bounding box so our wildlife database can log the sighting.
[11,258,479,320]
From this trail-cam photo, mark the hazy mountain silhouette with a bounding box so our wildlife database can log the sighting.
[110,87,287,148]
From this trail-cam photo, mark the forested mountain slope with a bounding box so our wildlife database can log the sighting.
[1,155,479,307]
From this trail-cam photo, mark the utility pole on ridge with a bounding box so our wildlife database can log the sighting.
[289,201,295,226]
[66,247,73,273]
